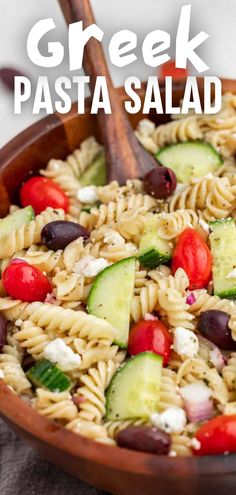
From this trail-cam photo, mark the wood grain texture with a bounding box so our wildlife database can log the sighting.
[58,0,157,184]
[1,80,236,493]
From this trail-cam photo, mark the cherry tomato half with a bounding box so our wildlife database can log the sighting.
[128,319,172,366]
[3,260,52,302]
[20,177,69,214]
[193,415,236,456]
[159,60,189,79]
[172,228,212,290]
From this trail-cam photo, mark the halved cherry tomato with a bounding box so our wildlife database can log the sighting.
[193,415,236,456]
[20,177,69,214]
[128,319,172,366]
[2,260,52,302]
[159,60,189,79]
[172,228,212,290]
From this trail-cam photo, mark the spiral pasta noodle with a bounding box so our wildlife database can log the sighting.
[0,208,65,259]
[90,193,156,229]
[34,388,78,421]
[104,419,149,440]
[189,290,236,316]
[14,320,51,360]
[66,418,111,442]
[52,270,91,302]
[0,334,31,393]
[72,338,126,371]
[155,209,199,240]
[176,358,228,405]
[168,176,236,221]
[76,360,118,424]
[131,282,159,322]
[26,302,118,343]
[171,433,193,456]
[222,353,236,391]
[159,369,183,412]
[136,116,203,152]
[157,287,194,330]
[0,297,30,322]
[19,248,64,273]
[63,238,102,273]
[229,312,236,341]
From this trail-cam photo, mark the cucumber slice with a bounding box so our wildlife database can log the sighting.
[209,218,236,298]
[80,152,106,187]
[87,257,136,348]
[27,359,72,392]
[156,141,223,183]
[0,206,35,238]
[106,352,163,420]
[138,214,172,269]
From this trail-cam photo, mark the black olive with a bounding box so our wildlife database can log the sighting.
[198,310,236,350]
[117,426,170,455]
[0,315,7,352]
[41,221,89,251]
[143,166,177,199]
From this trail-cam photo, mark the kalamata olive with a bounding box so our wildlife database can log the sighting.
[41,221,89,251]
[117,426,170,455]
[0,67,28,92]
[143,166,177,199]
[0,314,7,352]
[198,310,236,350]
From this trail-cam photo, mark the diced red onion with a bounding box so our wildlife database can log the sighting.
[180,383,214,422]
[44,292,60,305]
[198,335,226,372]
[186,293,196,305]
[209,347,226,371]
[144,313,158,321]
[73,395,86,407]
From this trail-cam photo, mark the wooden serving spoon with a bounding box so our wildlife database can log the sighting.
[58,0,159,184]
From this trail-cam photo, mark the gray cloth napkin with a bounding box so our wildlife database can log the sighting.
[0,419,109,495]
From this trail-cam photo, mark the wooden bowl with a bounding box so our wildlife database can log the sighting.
[1,79,236,495]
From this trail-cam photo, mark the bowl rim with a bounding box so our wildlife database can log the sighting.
[1,78,236,478]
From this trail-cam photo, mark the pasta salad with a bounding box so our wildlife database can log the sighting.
[1,93,236,457]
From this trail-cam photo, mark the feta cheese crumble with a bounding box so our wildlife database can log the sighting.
[190,438,201,450]
[77,186,98,204]
[43,338,81,371]
[174,327,199,358]
[226,268,236,279]
[199,219,209,232]
[0,369,4,379]
[15,319,23,327]
[73,255,110,278]
[151,407,187,434]
[137,118,155,136]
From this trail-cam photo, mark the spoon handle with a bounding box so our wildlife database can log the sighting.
[59,0,113,91]
[58,0,155,183]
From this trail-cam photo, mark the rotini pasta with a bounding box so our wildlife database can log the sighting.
[168,176,236,221]
[34,388,78,421]
[0,334,31,393]
[75,360,118,424]
[0,208,65,259]
[26,302,118,343]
